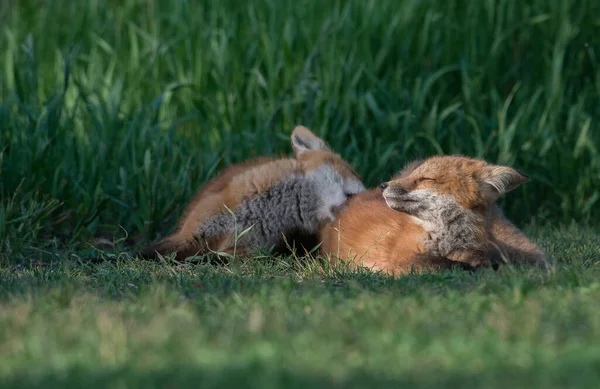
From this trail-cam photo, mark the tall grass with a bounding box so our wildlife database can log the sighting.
[1,0,599,259]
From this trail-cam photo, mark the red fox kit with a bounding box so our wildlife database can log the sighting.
[139,126,365,260]
[320,155,547,276]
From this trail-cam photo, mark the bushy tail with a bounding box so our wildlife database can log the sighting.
[138,233,202,260]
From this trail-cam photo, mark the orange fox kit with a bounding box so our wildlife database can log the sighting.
[140,126,365,260]
[380,156,530,267]
[320,155,544,275]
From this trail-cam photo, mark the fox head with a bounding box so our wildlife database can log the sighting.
[380,155,529,219]
[290,125,366,222]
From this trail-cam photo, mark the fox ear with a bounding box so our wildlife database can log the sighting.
[291,126,330,157]
[479,165,529,202]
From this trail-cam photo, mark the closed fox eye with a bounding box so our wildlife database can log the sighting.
[417,177,435,183]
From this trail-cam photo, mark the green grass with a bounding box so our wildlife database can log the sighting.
[1,0,600,387]
[1,225,600,388]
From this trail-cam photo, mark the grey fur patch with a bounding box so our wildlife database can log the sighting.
[383,189,485,257]
[195,174,334,253]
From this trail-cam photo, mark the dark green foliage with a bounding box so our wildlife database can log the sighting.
[1,0,599,260]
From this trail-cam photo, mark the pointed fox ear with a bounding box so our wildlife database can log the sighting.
[290,126,331,157]
[478,165,530,202]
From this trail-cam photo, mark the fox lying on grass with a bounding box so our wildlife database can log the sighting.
[319,155,548,276]
[139,126,365,260]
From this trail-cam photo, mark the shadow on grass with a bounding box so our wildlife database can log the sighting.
[0,253,581,304]
[3,358,599,389]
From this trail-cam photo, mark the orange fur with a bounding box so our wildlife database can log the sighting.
[319,189,470,276]
[386,156,508,209]
[321,190,419,275]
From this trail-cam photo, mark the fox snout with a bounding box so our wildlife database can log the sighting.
[381,181,415,213]
[381,183,407,196]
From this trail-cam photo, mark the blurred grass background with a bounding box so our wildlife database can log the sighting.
[1,0,599,260]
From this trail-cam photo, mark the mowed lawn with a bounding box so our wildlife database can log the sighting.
[2,0,600,388]
[1,225,599,389]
